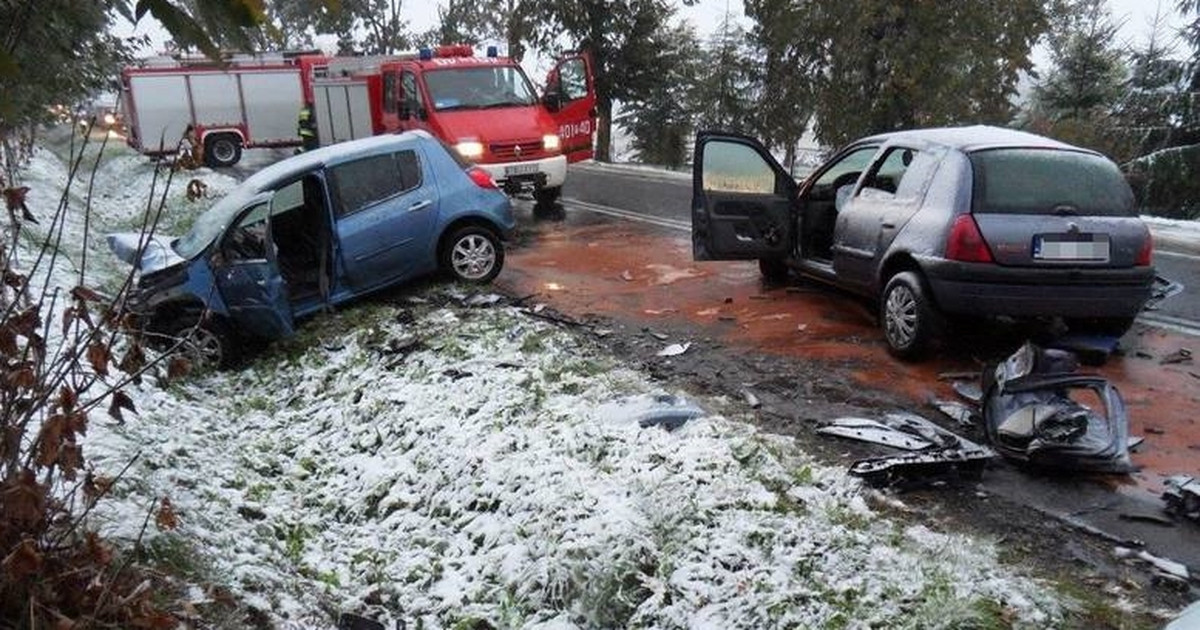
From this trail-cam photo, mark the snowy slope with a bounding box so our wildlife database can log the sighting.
[12,134,1070,628]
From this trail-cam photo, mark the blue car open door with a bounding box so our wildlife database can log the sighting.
[213,197,295,339]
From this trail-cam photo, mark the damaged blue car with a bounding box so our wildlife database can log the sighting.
[109,131,514,367]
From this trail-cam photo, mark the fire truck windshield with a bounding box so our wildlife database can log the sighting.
[425,66,538,111]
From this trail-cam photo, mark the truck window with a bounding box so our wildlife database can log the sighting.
[330,151,422,217]
[558,58,588,101]
[383,71,399,113]
[424,66,537,111]
[402,71,420,116]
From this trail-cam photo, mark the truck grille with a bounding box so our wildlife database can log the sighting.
[490,140,542,161]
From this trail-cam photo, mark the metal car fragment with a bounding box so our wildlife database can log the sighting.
[820,412,994,485]
[932,399,977,428]
[981,343,1133,473]
[1145,274,1184,311]
[656,342,691,357]
[594,393,706,431]
[1113,546,1190,583]
[1163,475,1199,522]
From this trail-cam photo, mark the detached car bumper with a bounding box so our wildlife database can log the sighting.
[478,155,567,192]
[923,259,1155,318]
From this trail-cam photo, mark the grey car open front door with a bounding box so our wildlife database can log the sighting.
[692,132,796,261]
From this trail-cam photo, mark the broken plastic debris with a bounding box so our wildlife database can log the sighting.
[1127,436,1145,451]
[932,400,977,428]
[981,343,1133,473]
[650,331,669,341]
[741,388,762,409]
[1160,348,1194,365]
[1113,546,1190,582]
[819,412,994,486]
[952,380,983,403]
[595,393,705,431]
[1146,275,1184,311]
[464,293,503,307]
[656,342,691,357]
[818,417,937,451]
[620,269,634,281]
[1163,475,1199,522]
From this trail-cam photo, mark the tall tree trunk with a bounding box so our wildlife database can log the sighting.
[596,96,613,162]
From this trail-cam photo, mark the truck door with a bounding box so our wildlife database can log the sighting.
[213,200,295,339]
[692,132,796,261]
[544,53,597,162]
[397,70,430,133]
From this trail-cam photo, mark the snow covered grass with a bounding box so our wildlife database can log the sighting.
[11,131,1074,628]
[79,299,1063,628]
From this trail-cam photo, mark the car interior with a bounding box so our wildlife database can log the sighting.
[221,175,331,302]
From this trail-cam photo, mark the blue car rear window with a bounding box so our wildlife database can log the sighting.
[969,149,1134,217]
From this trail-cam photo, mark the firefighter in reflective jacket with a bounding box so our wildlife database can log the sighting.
[297,102,318,151]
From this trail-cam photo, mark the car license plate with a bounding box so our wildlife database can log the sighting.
[504,163,539,176]
[1033,233,1110,261]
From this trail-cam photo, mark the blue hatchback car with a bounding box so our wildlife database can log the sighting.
[109,130,515,366]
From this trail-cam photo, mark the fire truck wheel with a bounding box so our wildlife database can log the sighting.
[533,186,562,207]
[204,134,243,168]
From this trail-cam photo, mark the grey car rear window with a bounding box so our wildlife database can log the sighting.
[969,149,1134,217]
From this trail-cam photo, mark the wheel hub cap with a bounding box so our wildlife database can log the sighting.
[452,235,495,280]
[885,286,917,347]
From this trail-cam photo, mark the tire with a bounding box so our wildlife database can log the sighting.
[533,186,562,207]
[166,317,235,370]
[880,271,940,360]
[1065,316,1136,338]
[204,134,243,168]
[441,226,504,284]
[758,258,789,281]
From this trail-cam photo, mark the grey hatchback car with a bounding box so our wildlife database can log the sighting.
[691,126,1155,359]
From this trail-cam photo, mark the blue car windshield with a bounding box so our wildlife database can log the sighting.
[424,66,538,111]
[970,149,1134,217]
[173,193,252,259]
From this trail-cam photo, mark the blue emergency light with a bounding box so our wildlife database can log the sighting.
[486,45,498,58]
[419,47,433,60]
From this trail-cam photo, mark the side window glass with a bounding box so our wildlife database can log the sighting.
[224,202,270,261]
[331,154,404,217]
[863,148,916,196]
[558,58,588,101]
[702,141,778,194]
[383,72,398,113]
[813,147,879,190]
[402,72,420,114]
[397,150,422,191]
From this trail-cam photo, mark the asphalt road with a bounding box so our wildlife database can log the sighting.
[563,162,1200,333]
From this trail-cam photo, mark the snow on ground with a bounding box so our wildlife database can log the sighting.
[11,135,1081,628]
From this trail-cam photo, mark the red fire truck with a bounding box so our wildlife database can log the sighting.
[310,45,596,206]
[120,52,328,167]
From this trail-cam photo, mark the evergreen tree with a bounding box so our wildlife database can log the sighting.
[791,1,1046,148]
[530,0,695,162]
[688,17,759,134]
[745,0,814,171]
[616,23,702,167]
[1034,0,1126,121]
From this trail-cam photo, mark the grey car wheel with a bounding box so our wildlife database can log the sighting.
[442,226,504,283]
[881,271,939,360]
[167,318,234,370]
[204,135,242,168]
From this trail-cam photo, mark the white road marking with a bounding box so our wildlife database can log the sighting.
[563,196,1200,336]
[1155,249,1200,262]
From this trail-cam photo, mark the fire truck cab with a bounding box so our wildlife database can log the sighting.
[311,45,596,206]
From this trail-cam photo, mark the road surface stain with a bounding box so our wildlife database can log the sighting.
[501,220,1199,497]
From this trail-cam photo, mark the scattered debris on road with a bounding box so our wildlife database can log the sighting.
[932,399,978,429]
[1160,348,1194,366]
[1113,546,1190,584]
[952,380,983,403]
[981,343,1133,473]
[657,342,692,357]
[1163,475,1199,523]
[1146,275,1184,311]
[818,412,994,486]
[741,388,762,409]
[595,393,706,431]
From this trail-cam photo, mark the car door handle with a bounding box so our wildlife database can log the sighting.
[408,200,432,212]
[881,221,896,229]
